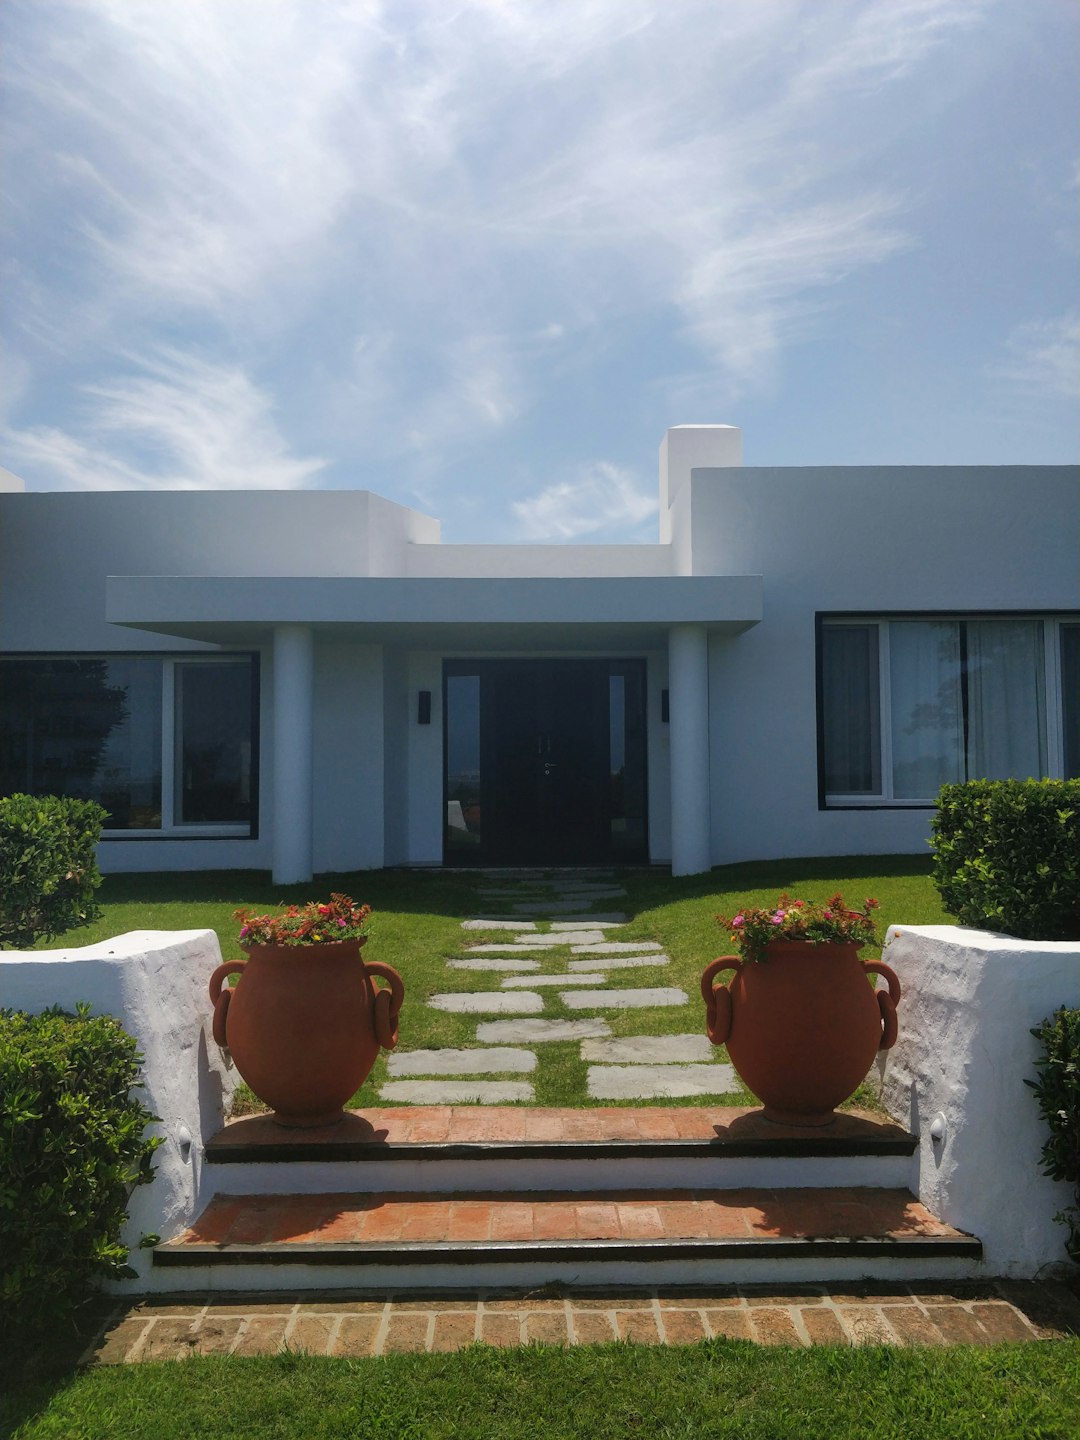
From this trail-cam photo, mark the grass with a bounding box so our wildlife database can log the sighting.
[34,856,955,1111]
[3,1338,1079,1440]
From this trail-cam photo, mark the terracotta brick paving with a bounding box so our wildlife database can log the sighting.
[166,1187,956,1248]
[208,1105,910,1151]
[83,1280,1080,1363]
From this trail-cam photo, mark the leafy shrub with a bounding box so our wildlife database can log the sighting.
[0,1005,162,1351]
[0,793,107,949]
[1026,1007,1080,1263]
[930,779,1080,941]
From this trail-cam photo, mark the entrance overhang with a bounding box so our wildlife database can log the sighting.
[105,574,762,646]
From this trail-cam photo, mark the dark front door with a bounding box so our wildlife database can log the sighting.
[444,659,647,865]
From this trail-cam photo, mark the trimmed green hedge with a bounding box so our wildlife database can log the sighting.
[1027,1007,1080,1263]
[0,793,107,949]
[930,779,1080,941]
[0,1005,162,1352]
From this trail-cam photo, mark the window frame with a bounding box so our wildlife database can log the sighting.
[816,612,1078,810]
[0,651,260,840]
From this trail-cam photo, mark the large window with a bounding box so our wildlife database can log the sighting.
[820,617,1076,806]
[0,654,257,835]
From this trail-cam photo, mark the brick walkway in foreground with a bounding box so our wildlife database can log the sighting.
[86,1280,1080,1363]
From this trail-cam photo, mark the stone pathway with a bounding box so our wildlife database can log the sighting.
[84,1280,1080,1363]
[378,871,739,1106]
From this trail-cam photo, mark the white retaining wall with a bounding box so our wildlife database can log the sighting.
[0,931,234,1288]
[881,923,1080,1276]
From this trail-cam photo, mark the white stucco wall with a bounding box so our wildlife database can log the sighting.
[312,641,386,872]
[690,465,1080,864]
[408,543,673,578]
[880,924,1080,1276]
[0,490,438,651]
[0,930,235,1287]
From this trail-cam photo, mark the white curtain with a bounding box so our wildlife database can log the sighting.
[890,622,963,799]
[822,625,880,794]
[967,620,1046,780]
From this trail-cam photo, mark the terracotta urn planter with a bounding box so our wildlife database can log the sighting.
[701,941,901,1127]
[208,938,404,1127]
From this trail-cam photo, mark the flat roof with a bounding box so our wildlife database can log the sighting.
[105,574,763,647]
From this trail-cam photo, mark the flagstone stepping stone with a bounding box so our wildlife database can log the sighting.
[464,942,577,954]
[571,941,663,954]
[586,1064,737,1100]
[379,1081,534,1104]
[505,929,607,946]
[561,987,689,1010]
[549,919,627,929]
[512,900,613,914]
[580,1034,714,1064]
[567,954,668,971]
[473,912,628,924]
[476,1018,612,1043]
[501,972,608,988]
[387,1047,537,1076]
[461,919,538,931]
[550,881,624,892]
[448,958,542,972]
[429,992,544,1014]
[477,889,549,899]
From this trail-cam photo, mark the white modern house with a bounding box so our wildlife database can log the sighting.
[1,427,1076,882]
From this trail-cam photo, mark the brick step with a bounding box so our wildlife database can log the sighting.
[205,1106,917,1195]
[153,1186,981,1292]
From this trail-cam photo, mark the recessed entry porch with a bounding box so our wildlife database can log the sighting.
[104,573,763,881]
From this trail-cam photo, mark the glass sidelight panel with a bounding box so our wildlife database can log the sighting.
[609,666,647,856]
[445,673,482,853]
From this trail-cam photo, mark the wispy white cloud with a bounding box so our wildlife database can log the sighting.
[3,0,1005,503]
[3,349,325,490]
[989,313,1080,400]
[513,461,657,542]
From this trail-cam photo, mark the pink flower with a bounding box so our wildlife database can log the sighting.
[771,913,784,925]
[239,925,250,938]
[732,915,744,928]
[337,917,347,927]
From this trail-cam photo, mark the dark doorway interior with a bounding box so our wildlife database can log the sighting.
[444,658,647,865]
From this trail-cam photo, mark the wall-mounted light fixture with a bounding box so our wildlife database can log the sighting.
[417,690,432,724]
[661,689,670,723]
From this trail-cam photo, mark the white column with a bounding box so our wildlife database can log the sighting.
[272,624,315,885]
[668,623,711,877]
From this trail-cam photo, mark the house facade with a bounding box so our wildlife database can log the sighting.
[1,427,1076,881]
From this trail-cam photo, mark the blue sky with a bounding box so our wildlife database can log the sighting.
[2,0,1076,542]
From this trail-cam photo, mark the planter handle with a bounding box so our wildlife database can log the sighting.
[208,960,246,1048]
[701,956,742,1046]
[864,961,902,1051]
[365,961,405,1051]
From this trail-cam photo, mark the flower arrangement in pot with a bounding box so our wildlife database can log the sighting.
[208,893,404,1128]
[701,893,900,1127]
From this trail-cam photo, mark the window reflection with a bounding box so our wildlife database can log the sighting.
[0,656,162,827]
[175,662,254,824]
[446,674,481,851]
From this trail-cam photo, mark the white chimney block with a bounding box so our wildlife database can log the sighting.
[659,425,742,543]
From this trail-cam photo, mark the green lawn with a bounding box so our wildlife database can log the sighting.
[35,856,954,1111]
[3,1339,1078,1440]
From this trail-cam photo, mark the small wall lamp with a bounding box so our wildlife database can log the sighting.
[417,690,432,725]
